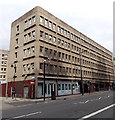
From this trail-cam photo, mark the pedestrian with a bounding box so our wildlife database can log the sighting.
[12,87,15,99]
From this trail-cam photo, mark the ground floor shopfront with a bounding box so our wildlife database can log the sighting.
[0,78,113,98]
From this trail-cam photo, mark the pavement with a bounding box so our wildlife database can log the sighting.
[0,91,112,110]
[1,90,114,119]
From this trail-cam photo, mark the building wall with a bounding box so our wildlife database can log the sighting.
[7,6,114,98]
[0,49,8,83]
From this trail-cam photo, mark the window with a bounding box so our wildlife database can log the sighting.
[3,75,5,78]
[58,52,61,58]
[28,48,31,55]
[49,35,52,41]
[69,68,71,73]
[62,53,64,58]
[58,26,61,33]
[45,48,48,55]
[66,67,68,73]
[25,20,28,27]
[40,46,43,53]
[16,25,19,31]
[58,39,61,44]
[40,63,43,69]
[54,50,57,56]
[65,54,68,59]
[32,16,36,23]
[23,65,26,71]
[53,23,56,31]
[15,52,17,58]
[54,65,57,71]
[53,37,56,42]
[27,64,30,70]
[49,49,52,56]
[31,46,35,53]
[49,21,52,28]
[58,84,61,90]
[61,28,64,34]
[16,38,18,44]
[32,31,35,37]
[62,84,64,90]
[65,84,68,90]
[31,63,34,70]
[40,31,44,37]
[69,55,71,60]
[45,33,48,39]
[45,19,48,26]
[23,49,26,56]
[68,43,70,48]
[24,34,27,41]
[40,16,44,23]
[69,84,71,90]
[29,18,32,25]
[61,40,64,46]
[28,32,31,39]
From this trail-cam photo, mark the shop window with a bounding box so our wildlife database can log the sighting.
[62,84,64,90]
[58,84,61,90]
[65,84,68,90]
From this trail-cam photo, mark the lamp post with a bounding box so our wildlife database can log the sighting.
[79,50,87,95]
[11,63,16,99]
[43,60,46,101]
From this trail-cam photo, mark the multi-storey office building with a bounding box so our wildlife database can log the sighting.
[0,49,8,96]
[0,50,8,84]
[7,6,114,98]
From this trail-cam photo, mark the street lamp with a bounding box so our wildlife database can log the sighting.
[43,58,51,101]
[11,63,16,99]
[79,50,87,95]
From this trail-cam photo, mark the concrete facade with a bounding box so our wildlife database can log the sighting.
[0,49,8,84]
[7,6,114,98]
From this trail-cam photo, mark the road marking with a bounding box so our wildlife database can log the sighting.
[99,97,101,100]
[78,103,115,120]
[85,100,89,103]
[6,111,42,120]
[74,103,77,104]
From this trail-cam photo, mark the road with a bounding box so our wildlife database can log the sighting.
[1,91,115,119]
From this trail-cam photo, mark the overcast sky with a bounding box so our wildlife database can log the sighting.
[0,0,114,52]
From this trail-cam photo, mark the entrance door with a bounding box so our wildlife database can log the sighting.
[24,86,28,98]
[37,83,43,98]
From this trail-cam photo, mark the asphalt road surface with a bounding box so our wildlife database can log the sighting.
[2,91,115,119]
